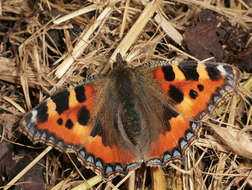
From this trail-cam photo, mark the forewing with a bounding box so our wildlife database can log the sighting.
[146,61,239,165]
[20,83,138,177]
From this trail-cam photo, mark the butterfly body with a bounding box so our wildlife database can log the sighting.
[20,56,239,178]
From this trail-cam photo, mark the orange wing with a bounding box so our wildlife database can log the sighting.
[146,61,239,166]
[20,83,140,177]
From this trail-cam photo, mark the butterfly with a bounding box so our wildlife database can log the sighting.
[19,54,239,179]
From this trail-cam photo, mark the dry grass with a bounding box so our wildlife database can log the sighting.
[0,0,252,189]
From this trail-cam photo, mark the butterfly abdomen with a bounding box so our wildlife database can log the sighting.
[112,67,142,146]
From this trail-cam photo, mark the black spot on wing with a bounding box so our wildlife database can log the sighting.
[189,89,198,99]
[163,106,179,131]
[37,102,48,123]
[74,85,86,103]
[90,120,109,146]
[65,119,74,129]
[178,61,199,81]
[90,120,102,137]
[162,65,175,81]
[51,90,70,114]
[169,85,184,103]
[78,106,90,125]
[205,63,221,81]
[163,106,179,120]
[57,118,63,125]
[197,84,204,91]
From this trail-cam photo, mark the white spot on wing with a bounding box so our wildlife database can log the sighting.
[31,110,38,123]
[217,65,227,75]
[180,139,188,150]
[163,153,171,161]
[225,85,232,91]
[115,164,123,171]
[191,122,197,130]
[147,159,161,165]
[186,131,194,140]
[105,166,113,174]
[173,149,181,157]
[96,160,103,169]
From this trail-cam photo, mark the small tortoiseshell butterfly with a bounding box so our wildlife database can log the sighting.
[19,54,240,178]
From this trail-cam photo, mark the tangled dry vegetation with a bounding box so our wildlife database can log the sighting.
[0,0,252,189]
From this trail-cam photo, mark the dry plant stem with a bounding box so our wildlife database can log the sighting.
[214,154,228,189]
[20,67,32,111]
[51,171,81,190]
[243,75,252,90]
[120,0,130,38]
[50,177,73,190]
[140,0,183,45]
[40,0,89,24]
[71,175,103,190]
[110,0,162,63]
[228,96,238,125]
[127,171,136,190]
[55,0,119,78]
[4,146,53,190]
[246,35,252,47]
[174,0,252,28]
[245,107,252,126]
[54,4,104,25]
[151,168,167,190]
[185,151,194,190]
[169,162,192,175]
[0,1,2,16]
[0,106,22,116]
[237,0,250,9]
[154,12,183,45]
[33,46,42,83]
[111,171,135,190]
[2,96,25,113]
[201,171,252,177]
[198,135,228,153]
[0,58,17,83]
[66,153,86,181]
[105,181,118,190]
[167,44,199,61]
